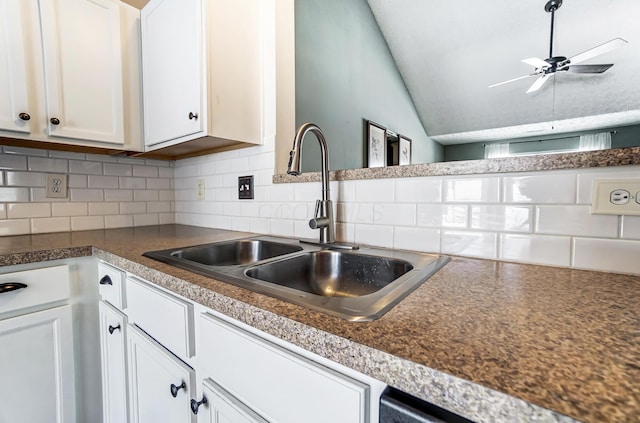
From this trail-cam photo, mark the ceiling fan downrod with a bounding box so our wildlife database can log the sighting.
[545,0,562,59]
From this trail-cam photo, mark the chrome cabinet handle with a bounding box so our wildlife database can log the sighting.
[99,275,112,285]
[50,117,60,125]
[190,396,208,415]
[170,381,186,398]
[108,324,121,335]
[188,112,198,120]
[0,282,27,294]
[18,113,31,121]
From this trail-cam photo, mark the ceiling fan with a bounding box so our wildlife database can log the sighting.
[489,0,627,93]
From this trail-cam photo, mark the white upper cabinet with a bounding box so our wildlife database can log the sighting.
[141,0,276,155]
[141,0,203,146]
[0,0,142,150]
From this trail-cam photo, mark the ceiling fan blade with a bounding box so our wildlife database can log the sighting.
[522,57,550,69]
[565,64,614,74]
[568,38,628,66]
[526,73,553,93]
[488,74,536,88]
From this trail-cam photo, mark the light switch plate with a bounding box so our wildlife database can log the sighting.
[238,175,254,200]
[591,179,640,216]
[46,173,67,198]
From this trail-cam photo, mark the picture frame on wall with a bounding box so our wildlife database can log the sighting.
[398,134,412,165]
[366,121,387,168]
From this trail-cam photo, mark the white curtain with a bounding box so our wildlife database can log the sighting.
[579,132,611,152]
[485,143,510,159]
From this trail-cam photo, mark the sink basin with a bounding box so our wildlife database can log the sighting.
[245,250,413,297]
[170,239,303,266]
[143,236,449,321]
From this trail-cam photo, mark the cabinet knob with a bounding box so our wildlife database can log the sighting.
[188,112,198,120]
[108,324,121,335]
[99,275,113,286]
[0,282,28,294]
[18,113,31,121]
[50,117,60,125]
[190,396,208,415]
[170,381,186,398]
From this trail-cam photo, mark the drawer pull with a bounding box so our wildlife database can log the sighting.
[18,112,31,121]
[188,112,198,120]
[99,275,113,286]
[170,381,186,398]
[108,324,121,335]
[0,282,27,294]
[190,396,207,414]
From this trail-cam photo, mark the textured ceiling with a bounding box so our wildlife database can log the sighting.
[367,0,640,144]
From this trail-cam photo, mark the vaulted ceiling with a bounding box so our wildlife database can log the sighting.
[367,0,640,144]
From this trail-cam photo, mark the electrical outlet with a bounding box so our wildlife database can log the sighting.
[238,175,254,200]
[591,179,640,216]
[46,173,67,198]
[196,178,205,200]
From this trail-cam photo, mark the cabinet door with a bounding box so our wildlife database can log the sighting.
[198,379,268,423]
[0,0,31,134]
[99,301,129,423]
[141,0,203,146]
[0,305,76,423]
[127,324,196,423]
[38,0,125,144]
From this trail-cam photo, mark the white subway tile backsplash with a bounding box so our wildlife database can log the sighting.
[621,216,640,240]
[5,171,46,187]
[395,177,442,203]
[70,188,104,202]
[270,219,295,237]
[374,203,416,226]
[104,189,133,202]
[7,203,51,219]
[338,180,356,203]
[355,179,394,203]
[159,213,175,225]
[0,204,6,219]
[147,178,172,190]
[394,227,440,253]
[441,231,498,259]
[68,174,88,188]
[133,165,159,178]
[119,177,146,189]
[147,201,172,213]
[573,238,640,274]
[89,202,119,216]
[120,202,147,214]
[104,163,133,176]
[0,219,30,236]
[3,146,47,157]
[31,217,70,233]
[0,187,30,202]
[69,160,103,175]
[158,167,175,179]
[417,204,467,228]
[28,157,68,173]
[444,177,500,203]
[337,203,373,224]
[105,214,134,229]
[134,190,159,202]
[71,216,105,231]
[134,214,159,226]
[0,154,27,170]
[536,205,618,238]
[336,222,355,243]
[471,205,532,233]
[500,234,571,267]
[576,166,640,204]
[503,173,576,204]
[52,203,88,217]
[88,175,119,189]
[354,223,394,248]
[48,150,83,160]
[30,188,69,203]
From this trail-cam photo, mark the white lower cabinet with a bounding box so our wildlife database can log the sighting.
[127,324,197,423]
[99,301,129,423]
[97,262,383,423]
[198,379,268,423]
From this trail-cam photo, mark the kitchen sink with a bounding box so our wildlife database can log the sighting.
[143,236,449,321]
[169,239,303,266]
[245,250,413,297]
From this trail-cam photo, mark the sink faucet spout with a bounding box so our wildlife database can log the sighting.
[287,123,335,244]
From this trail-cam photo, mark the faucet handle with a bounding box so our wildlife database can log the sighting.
[313,199,321,218]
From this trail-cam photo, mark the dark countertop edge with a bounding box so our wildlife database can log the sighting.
[90,247,579,423]
[272,146,640,183]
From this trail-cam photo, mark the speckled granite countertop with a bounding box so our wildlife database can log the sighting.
[0,225,638,423]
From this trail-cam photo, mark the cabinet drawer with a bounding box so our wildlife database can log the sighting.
[98,261,126,309]
[126,276,194,360]
[199,313,369,423]
[0,264,69,317]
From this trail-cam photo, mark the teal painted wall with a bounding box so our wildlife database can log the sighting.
[295,0,442,172]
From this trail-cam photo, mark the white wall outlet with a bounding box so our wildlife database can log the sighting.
[46,173,68,198]
[591,179,640,216]
[196,178,205,200]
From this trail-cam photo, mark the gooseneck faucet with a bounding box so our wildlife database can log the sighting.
[287,123,335,244]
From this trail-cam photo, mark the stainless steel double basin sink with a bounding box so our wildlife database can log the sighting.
[143,236,449,321]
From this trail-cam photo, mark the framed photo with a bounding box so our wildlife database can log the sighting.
[398,134,412,165]
[366,121,387,168]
